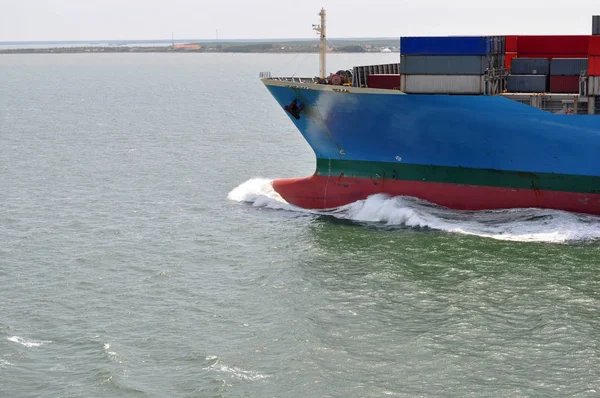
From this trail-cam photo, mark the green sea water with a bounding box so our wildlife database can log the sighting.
[1,53,600,397]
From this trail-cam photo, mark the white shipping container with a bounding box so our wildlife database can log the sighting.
[401,75,484,94]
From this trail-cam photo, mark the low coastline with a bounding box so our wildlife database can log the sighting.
[0,39,400,54]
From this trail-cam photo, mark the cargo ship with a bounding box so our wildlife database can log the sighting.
[260,10,600,215]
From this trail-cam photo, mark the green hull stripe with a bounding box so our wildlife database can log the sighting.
[316,158,600,194]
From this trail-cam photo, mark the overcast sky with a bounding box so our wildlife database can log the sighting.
[1,0,600,42]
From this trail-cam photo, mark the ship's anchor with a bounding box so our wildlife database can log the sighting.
[284,99,304,120]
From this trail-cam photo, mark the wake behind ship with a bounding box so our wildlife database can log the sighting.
[260,10,600,215]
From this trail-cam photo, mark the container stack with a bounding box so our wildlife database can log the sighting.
[353,63,400,88]
[399,36,505,94]
[393,35,593,94]
[507,58,549,93]
[506,36,590,93]
[549,58,587,93]
[588,36,600,95]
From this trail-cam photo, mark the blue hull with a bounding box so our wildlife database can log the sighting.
[265,82,600,177]
[262,80,600,213]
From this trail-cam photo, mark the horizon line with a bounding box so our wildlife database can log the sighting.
[0,37,399,45]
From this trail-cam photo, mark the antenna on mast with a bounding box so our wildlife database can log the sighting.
[312,8,326,80]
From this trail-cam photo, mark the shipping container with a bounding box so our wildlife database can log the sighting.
[518,52,588,59]
[400,36,496,55]
[506,36,518,52]
[507,75,547,93]
[549,76,580,93]
[593,16,600,36]
[400,55,495,75]
[589,36,600,56]
[589,56,600,76]
[401,75,484,94]
[367,74,401,90]
[510,58,550,75]
[505,52,517,70]
[550,58,588,76]
[517,35,590,55]
[352,63,400,87]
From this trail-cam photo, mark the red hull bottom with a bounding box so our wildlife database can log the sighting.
[273,175,600,215]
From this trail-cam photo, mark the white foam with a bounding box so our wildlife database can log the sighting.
[227,178,294,210]
[228,179,600,243]
[339,194,433,228]
[205,362,269,381]
[7,336,51,348]
[103,342,119,360]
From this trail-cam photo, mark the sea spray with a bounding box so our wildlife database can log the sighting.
[229,179,600,243]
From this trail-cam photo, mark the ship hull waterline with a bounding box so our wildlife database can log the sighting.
[273,175,600,214]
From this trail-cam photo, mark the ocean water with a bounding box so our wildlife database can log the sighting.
[2,53,600,397]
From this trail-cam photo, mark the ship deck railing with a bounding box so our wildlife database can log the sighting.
[259,72,320,84]
[500,92,598,115]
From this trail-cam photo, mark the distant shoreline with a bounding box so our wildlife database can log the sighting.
[0,39,400,54]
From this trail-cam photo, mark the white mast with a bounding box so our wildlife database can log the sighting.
[313,8,327,79]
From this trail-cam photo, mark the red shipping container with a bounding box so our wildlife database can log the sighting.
[517,35,590,55]
[367,74,401,90]
[506,36,518,52]
[589,36,600,56]
[518,53,588,59]
[505,52,518,69]
[589,56,600,76]
[549,76,580,93]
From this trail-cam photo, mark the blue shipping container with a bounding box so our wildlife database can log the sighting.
[507,75,547,93]
[550,58,588,76]
[400,36,494,56]
[400,55,494,75]
[511,58,550,75]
